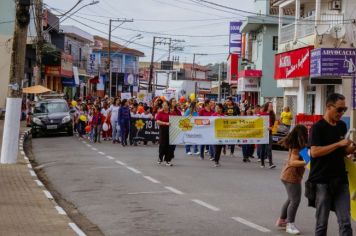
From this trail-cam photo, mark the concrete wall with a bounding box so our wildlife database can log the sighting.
[261,25,283,98]
[0,1,15,109]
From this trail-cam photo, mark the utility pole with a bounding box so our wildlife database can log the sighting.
[34,0,43,85]
[108,18,133,98]
[148,36,183,94]
[192,53,207,97]
[1,0,31,164]
[148,36,156,93]
[218,63,221,103]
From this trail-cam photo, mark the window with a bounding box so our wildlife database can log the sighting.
[272,36,278,51]
[68,44,72,55]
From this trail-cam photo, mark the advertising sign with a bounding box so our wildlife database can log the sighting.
[130,118,159,142]
[310,48,356,78]
[121,93,131,99]
[237,78,259,92]
[88,53,99,76]
[274,46,314,79]
[169,116,269,145]
[227,53,239,84]
[61,53,73,78]
[229,21,242,55]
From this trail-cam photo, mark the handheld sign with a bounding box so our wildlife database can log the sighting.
[299,147,311,164]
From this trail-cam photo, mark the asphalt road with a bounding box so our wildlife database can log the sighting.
[32,136,356,236]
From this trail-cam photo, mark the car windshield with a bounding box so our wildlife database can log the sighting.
[34,102,68,114]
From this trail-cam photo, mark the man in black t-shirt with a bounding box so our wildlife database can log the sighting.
[223,97,240,156]
[308,93,355,236]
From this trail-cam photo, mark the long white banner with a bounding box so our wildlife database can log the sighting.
[169,116,270,145]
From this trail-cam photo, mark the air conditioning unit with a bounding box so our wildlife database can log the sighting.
[330,0,342,10]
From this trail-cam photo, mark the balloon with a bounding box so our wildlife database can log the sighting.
[189,93,196,101]
[102,123,109,132]
[85,125,91,133]
[179,96,186,103]
[79,115,87,122]
[71,100,77,107]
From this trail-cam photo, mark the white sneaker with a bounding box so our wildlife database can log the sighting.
[194,152,200,155]
[187,152,192,155]
[286,223,300,235]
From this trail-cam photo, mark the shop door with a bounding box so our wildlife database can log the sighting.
[286,95,298,118]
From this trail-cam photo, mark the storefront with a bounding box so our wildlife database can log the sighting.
[237,70,262,106]
[310,47,356,127]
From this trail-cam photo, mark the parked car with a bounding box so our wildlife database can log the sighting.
[272,124,290,150]
[31,99,74,138]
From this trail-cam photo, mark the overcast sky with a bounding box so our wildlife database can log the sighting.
[43,0,255,65]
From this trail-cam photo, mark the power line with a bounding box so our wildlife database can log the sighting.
[195,0,356,23]
[48,8,241,22]
[70,14,230,38]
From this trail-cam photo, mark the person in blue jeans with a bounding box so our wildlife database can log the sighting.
[184,101,199,155]
[118,99,131,146]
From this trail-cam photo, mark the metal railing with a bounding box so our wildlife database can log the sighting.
[279,13,344,44]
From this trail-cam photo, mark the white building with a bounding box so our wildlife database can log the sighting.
[274,0,356,127]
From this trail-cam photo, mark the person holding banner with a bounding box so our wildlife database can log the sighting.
[212,104,225,167]
[259,102,276,169]
[199,99,215,160]
[223,97,240,156]
[118,99,131,146]
[276,125,308,235]
[184,102,200,155]
[306,93,355,236]
[156,101,174,166]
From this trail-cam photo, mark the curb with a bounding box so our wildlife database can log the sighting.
[20,129,87,236]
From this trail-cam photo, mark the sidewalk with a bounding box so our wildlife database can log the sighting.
[0,121,77,236]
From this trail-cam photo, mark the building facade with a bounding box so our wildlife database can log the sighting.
[274,0,356,126]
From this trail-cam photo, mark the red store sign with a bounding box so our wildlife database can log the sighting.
[274,46,314,80]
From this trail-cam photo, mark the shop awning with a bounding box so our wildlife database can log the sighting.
[23,85,51,94]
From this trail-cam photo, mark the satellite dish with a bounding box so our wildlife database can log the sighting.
[315,24,330,35]
[330,25,346,39]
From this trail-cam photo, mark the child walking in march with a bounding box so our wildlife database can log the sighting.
[276,125,308,235]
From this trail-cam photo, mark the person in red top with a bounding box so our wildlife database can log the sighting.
[199,99,215,160]
[169,98,182,116]
[212,104,225,167]
[258,102,276,169]
[155,101,174,166]
[91,105,105,143]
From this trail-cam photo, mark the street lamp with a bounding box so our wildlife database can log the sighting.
[192,53,208,95]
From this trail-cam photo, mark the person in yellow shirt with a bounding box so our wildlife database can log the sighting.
[280,106,293,129]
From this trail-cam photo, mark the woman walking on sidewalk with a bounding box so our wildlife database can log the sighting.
[276,125,308,235]
[156,101,174,166]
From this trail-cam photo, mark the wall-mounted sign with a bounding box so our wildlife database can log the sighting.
[229,22,242,55]
[310,48,356,78]
[274,46,314,80]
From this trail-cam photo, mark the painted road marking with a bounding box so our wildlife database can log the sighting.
[86,144,92,147]
[126,191,170,195]
[43,190,54,199]
[34,180,44,187]
[126,166,141,174]
[232,217,271,233]
[68,223,86,236]
[27,164,32,169]
[29,170,36,177]
[55,206,67,215]
[98,151,105,155]
[106,155,115,160]
[115,160,126,165]
[143,176,161,184]
[165,186,184,195]
[91,148,98,151]
[191,199,220,211]
[82,141,87,144]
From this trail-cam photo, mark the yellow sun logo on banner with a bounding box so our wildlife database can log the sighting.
[135,119,145,130]
[179,118,193,131]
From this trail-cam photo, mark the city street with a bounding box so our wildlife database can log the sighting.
[32,136,355,236]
